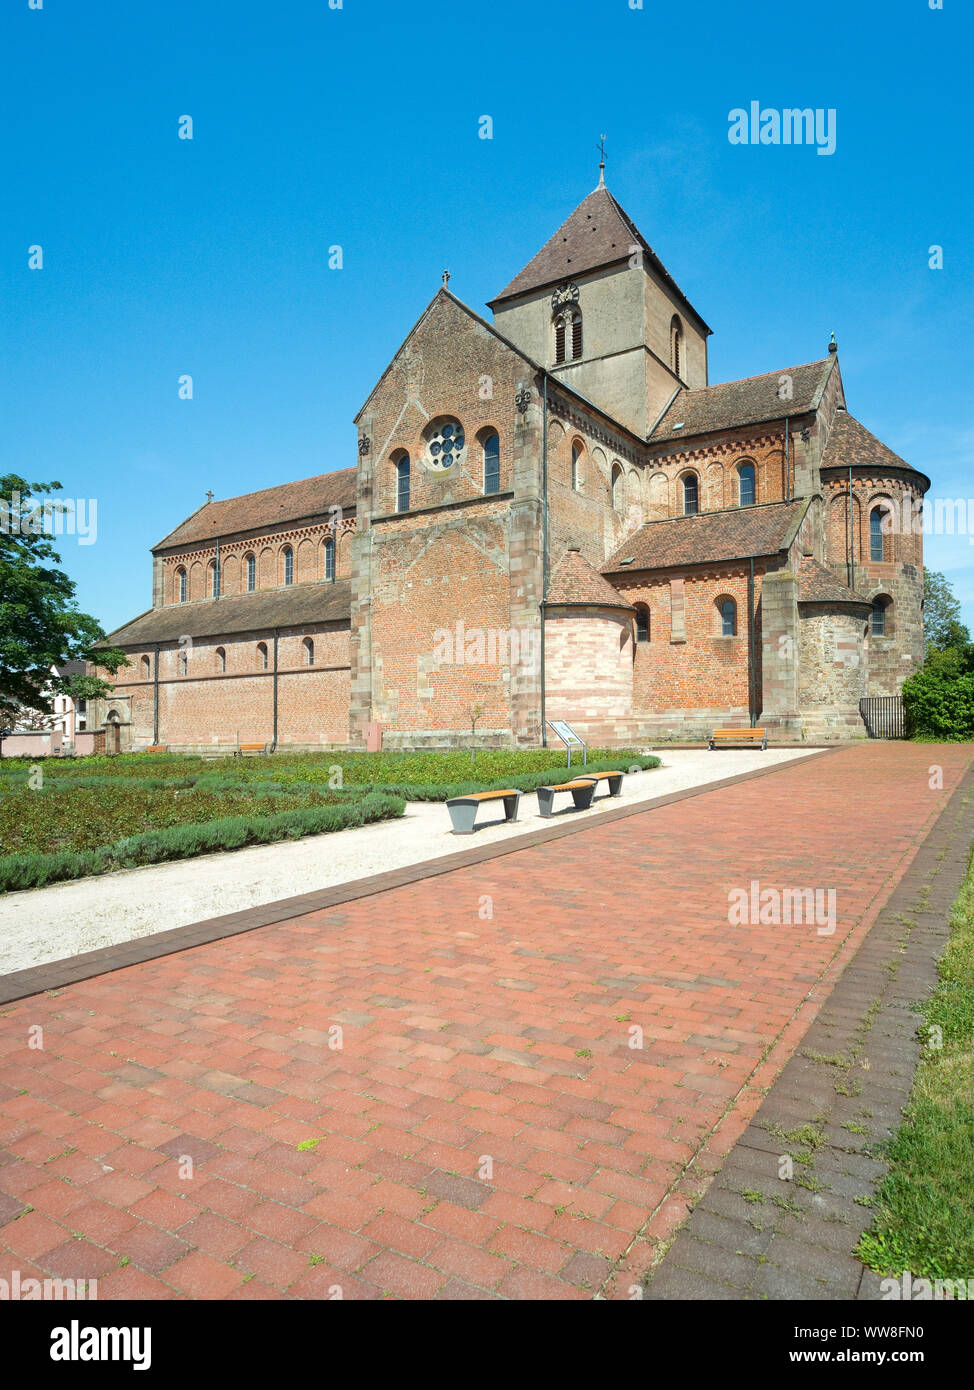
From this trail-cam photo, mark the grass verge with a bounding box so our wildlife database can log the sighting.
[855,843,974,1287]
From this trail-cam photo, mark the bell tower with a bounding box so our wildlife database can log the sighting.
[487,180,710,436]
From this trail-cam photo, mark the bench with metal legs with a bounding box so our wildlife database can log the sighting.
[577,770,624,799]
[536,778,597,818]
[709,728,767,750]
[446,788,522,834]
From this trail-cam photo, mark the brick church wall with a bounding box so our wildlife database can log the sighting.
[612,563,763,718]
[160,517,355,607]
[351,291,544,746]
[99,625,350,750]
[366,504,515,739]
[822,471,925,694]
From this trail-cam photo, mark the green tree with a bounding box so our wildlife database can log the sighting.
[923,571,971,656]
[0,474,128,725]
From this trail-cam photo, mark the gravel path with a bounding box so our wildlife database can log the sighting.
[0,748,815,975]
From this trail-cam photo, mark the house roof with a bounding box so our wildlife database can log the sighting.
[153,469,357,551]
[488,184,710,331]
[603,499,809,573]
[546,548,635,610]
[54,660,87,680]
[98,581,352,648]
[796,554,872,607]
[820,408,928,487]
[650,359,835,443]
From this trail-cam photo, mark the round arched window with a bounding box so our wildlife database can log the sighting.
[425,418,465,472]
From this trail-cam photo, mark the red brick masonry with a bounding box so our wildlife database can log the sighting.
[1,744,970,1300]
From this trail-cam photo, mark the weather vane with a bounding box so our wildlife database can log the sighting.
[597,133,606,184]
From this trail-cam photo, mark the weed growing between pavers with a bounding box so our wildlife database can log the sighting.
[856,842,974,1287]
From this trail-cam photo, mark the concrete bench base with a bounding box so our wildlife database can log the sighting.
[446,790,522,834]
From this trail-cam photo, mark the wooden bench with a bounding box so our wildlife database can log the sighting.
[446,788,522,835]
[536,777,597,818]
[577,770,625,799]
[236,742,270,757]
[709,727,767,750]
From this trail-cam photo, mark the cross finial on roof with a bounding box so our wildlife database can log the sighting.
[442,269,450,288]
[205,490,214,503]
[597,133,606,186]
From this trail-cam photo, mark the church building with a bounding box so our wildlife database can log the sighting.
[91,174,930,751]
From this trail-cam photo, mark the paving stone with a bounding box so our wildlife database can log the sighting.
[2,744,971,1303]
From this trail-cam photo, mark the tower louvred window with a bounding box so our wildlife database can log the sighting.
[572,313,582,359]
[554,317,566,364]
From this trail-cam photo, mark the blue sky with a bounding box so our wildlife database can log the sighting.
[3,0,972,634]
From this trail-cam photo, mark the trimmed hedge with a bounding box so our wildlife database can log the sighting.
[0,746,649,788]
[0,792,404,894]
[0,755,661,803]
[0,775,199,794]
[0,752,661,892]
[361,754,661,802]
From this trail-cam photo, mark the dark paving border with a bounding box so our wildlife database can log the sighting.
[644,760,974,1301]
[0,751,835,1006]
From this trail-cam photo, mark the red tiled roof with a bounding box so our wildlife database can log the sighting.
[489,185,709,330]
[651,360,835,442]
[603,499,808,573]
[153,469,357,550]
[796,555,871,607]
[101,581,352,647]
[821,409,926,484]
[547,548,635,609]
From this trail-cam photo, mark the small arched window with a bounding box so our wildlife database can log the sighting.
[215,646,226,673]
[140,655,151,680]
[718,597,737,636]
[682,473,699,516]
[282,546,294,586]
[324,536,335,582]
[483,432,500,495]
[738,463,756,507]
[246,554,256,592]
[395,454,410,513]
[176,568,187,603]
[671,315,684,378]
[872,597,890,636]
[571,441,582,492]
[870,507,889,562]
[178,651,188,676]
[209,561,220,597]
[257,641,268,670]
[635,605,650,643]
[302,637,314,666]
[611,463,624,510]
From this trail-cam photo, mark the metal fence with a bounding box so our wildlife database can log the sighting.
[859,696,905,740]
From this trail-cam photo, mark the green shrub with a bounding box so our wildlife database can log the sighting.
[903,654,974,741]
[0,793,403,893]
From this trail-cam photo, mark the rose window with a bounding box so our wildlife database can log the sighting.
[425,419,465,472]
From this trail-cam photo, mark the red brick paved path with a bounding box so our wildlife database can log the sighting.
[1,744,970,1300]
